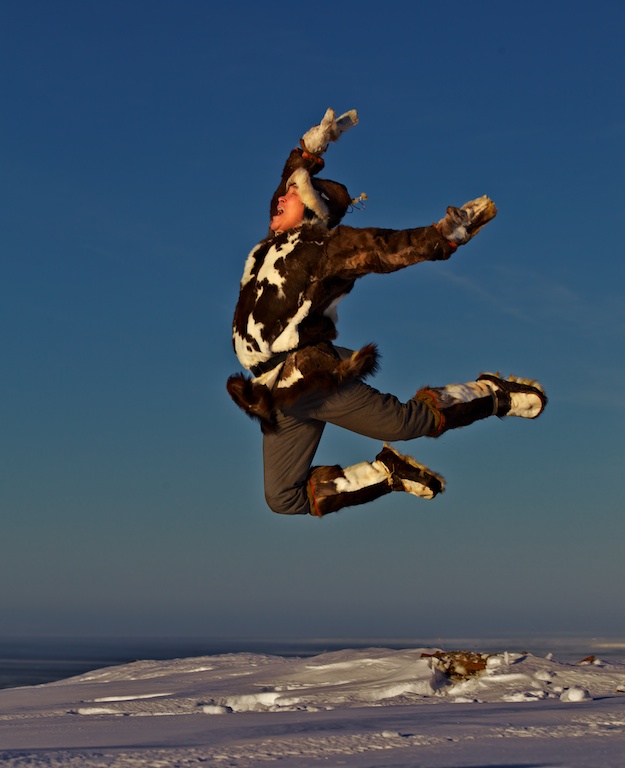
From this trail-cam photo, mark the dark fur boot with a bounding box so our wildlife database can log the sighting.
[307,448,444,517]
[307,463,391,516]
[416,375,547,436]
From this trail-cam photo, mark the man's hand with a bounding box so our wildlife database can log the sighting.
[436,195,498,245]
[301,108,358,156]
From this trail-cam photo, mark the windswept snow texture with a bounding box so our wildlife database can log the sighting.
[0,647,625,766]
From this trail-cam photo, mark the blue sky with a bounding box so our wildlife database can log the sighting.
[2,0,624,642]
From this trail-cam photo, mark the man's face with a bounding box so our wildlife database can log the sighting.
[270,185,305,232]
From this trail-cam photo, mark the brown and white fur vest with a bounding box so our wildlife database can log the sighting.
[227,222,455,431]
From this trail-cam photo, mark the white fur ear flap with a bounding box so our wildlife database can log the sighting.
[302,108,359,156]
[286,167,329,223]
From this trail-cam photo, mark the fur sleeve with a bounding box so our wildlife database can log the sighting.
[324,225,458,278]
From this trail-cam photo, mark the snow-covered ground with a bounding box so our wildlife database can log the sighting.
[1,646,625,767]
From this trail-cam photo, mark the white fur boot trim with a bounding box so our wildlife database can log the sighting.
[333,460,389,493]
[435,382,494,409]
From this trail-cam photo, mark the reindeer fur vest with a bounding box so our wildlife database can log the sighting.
[227,222,456,431]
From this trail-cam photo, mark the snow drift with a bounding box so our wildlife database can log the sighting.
[1,646,625,767]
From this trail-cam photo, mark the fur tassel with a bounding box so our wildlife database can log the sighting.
[226,374,277,433]
[337,344,379,383]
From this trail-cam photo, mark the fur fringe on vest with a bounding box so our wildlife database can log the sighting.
[227,343,379,433]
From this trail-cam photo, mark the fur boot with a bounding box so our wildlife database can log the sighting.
[416,374,547,436]
[376,443,445,499]
[478,373,548,419]
[307,445,444,517]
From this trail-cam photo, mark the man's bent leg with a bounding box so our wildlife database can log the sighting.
[296,382,444,517]
[262,411,325,515]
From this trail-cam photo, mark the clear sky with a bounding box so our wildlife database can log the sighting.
[2,0,624,642]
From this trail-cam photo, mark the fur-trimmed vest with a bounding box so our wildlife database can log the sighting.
[227,222,456,431]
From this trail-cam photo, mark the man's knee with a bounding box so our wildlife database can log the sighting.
[264,486,310,516]
[401,397,437,439]
[379,400,436,442]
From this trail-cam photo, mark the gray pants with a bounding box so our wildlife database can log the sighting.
[263,380,435,515]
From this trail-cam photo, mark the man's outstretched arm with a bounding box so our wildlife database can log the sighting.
[325,195,497,277]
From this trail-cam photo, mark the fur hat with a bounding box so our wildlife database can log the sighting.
[269,109,359,232]
[287,167,353,230]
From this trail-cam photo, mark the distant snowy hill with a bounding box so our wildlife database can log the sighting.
[1,646,625,766]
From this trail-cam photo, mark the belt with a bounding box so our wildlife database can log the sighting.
[250,351,290,378]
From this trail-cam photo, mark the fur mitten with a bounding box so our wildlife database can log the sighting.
[301,108,358,156]
[437,195,497,245]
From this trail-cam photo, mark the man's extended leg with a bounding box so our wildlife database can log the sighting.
[305,373,547,516]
